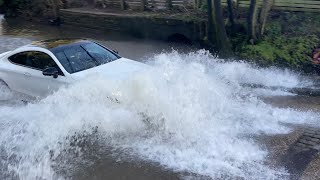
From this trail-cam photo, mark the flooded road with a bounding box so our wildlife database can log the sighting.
[0,15,196,59]
[1,15,320,180]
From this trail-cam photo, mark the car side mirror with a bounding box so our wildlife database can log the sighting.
[43,67,59,79]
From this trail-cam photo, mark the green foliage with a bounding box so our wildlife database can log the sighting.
[236,12,320,71]
[265,22,282,37]
[239,35,319,69]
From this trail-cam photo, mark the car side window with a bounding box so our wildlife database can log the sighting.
[27,52,57,70]
[9,51,64,75]
[9,52,28,66]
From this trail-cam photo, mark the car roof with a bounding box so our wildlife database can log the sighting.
[18,39,121,59]
[26,38,91,50]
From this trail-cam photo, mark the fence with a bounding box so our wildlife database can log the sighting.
[102,0,320,12]
[102,0,193,10]
[222,0,320,12]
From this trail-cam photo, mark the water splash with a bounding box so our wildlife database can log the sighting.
[0,50,319,179]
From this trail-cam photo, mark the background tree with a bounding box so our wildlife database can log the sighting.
[226,0,236,31]
[206,0,232,55]
[213,0,232,55]
[206,0,214,43]
[248,0,274,43]
[259,0,274,35]
[248,0,258,43]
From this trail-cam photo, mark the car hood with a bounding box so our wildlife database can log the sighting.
[70,58,149,81]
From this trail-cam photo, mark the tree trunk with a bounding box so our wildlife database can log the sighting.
[248,0,259,44]
[206,0,214,42]
[213,0,232,54]
[227,0,235,30]
[259,0,273,36]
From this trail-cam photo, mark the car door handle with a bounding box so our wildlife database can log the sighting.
[24,72,31,78]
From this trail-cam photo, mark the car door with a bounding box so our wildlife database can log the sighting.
[7,51,70,97]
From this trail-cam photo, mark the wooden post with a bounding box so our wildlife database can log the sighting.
[120,0,125,10]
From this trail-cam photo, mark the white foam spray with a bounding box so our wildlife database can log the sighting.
[0,50,319,180]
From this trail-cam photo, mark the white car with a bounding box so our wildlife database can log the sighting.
[0,39,148,97]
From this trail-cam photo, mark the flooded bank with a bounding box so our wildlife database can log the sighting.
[1,15,320,180]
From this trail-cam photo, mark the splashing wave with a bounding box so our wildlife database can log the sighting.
[0,50,318,179]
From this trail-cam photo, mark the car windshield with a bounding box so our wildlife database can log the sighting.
[51,41,120,74]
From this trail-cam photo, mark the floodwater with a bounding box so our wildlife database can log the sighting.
[0,15,320,180]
